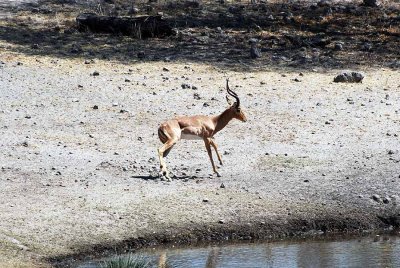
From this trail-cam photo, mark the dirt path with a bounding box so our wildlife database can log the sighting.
[0,50,399,267]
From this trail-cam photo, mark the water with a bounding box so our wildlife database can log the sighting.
[79,235,400,268]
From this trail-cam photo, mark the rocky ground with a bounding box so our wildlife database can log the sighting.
[0,0,400,267]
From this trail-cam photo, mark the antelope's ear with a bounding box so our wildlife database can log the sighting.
[226,95,233,106]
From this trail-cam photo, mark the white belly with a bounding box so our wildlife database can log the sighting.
[181,134,202,140]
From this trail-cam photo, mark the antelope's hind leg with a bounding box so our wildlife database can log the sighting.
[157,140,176,181]
[157,124,179,181]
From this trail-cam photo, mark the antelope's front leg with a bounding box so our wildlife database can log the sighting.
[204,138,221,177]
[209,138,223,166]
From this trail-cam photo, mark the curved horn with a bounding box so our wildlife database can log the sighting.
[226,79,240,107]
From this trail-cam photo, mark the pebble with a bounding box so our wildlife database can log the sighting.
[84,59,95,64]
[202,198,209,203]
[334,42,344,51]
[92,105,99,110]
[383,197,391,204]
[372,194,381,202]
[181,83,190,89]
[220,183,225,188]
[92,71,99,76]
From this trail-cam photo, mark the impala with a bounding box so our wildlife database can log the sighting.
[157,79,247,181]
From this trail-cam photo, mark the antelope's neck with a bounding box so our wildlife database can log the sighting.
[213,108,234,134]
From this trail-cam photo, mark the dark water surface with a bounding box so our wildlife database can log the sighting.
[79,235,400,268]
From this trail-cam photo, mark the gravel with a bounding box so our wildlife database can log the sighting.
[0,55,399,267]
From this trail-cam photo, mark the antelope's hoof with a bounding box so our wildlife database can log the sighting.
[159,171,172,182]
[160,175,172,182]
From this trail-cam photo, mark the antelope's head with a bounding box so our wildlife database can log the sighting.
[225,79,247,122]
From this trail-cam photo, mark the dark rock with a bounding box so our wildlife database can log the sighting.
[194,93,201,100]
[128,7,140,15]
[162,67,169,72]
[250,46,261,59]
[334,71,364,83]
[372,194,381,202]
[70,44,83,54]
[334,42,344,51]
[181,83,190,89]
[249,38,261,58]
[202,198,209,202]
[93,105,99,109]
[220,183,225,188]
[218,219,225,224]
[383,197,391,204]
[185,0,201,8]
[362,42,373,51]
[92,71,100,76]
[137,52,146,59]
[84,59,95,64]
[318,0,331,7]
[363,0,380,7]
[31,44,39,49]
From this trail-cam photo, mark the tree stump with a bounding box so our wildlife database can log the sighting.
[76,13,173,38]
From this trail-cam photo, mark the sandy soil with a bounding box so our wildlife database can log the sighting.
[0,51,399,267]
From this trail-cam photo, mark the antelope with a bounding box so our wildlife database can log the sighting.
[157,79,247,181]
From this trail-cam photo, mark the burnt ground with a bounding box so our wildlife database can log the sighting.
[0,0,399,70]
[0,1,400,267]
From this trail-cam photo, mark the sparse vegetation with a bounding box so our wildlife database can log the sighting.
[101,254,151,268]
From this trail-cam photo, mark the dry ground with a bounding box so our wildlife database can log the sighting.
[0,53,400,267]
[0,0,400,267]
